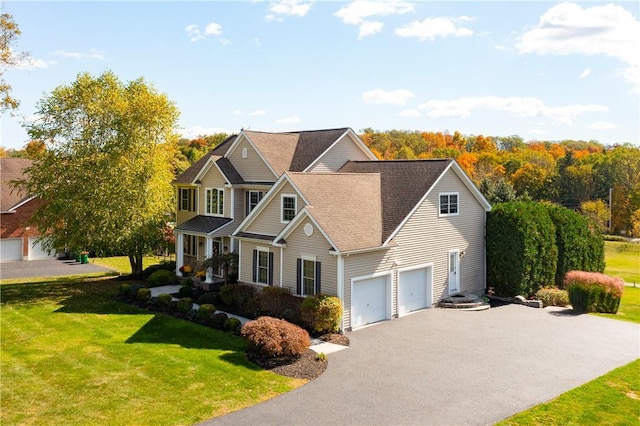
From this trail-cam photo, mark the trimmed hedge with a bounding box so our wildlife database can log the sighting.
[301,294,342,333]
[224,317,242,334]
[137,288,151,302]
[176,297,193,313]
[178,285,193,298]
[534,287,569,307]
[486,201,558,297]
[564,271,624,314]
[546,205,605,286]
[242,316,310,357]
[155,293,173,308]
[259,286,303,324]
[146,269,177,288]
[197,304,216,322]
[219,284,260,317]
[143,260,176,279]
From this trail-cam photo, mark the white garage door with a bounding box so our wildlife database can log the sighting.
[398,266,432,316]
[352,275,389,328]
[28,237,56,260]
[0,238,23,262]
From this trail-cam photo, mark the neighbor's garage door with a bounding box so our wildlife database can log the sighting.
[398,266,432,316]
[352,275,390,328]
[28,237,56,260]
[0,238,23,262]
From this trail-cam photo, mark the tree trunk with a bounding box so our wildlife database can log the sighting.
[129,251,144,278]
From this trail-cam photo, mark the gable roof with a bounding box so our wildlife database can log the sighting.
[174,215,233,234]
[339,159,453,242]
[1,158,33,212]
[174,134,240,185]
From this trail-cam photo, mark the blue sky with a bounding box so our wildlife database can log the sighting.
[2,1,639,150]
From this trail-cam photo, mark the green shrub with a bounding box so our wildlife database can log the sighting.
[197,292,219,305]
[546,205,605,286]
[486,201,558,297]
[137,288,151,302]
[534,287,569,307]
[147,269,177,288]
[178,285,193,298]
[301,294,342,333]
[197,304,216,321]
[211,312,228,329]
[176,297,193,313]
[564,271,624,314]
[259,286,303,324]
[242,316,310,357]
[119,283,132,298]
[143,260,176,279]
[224,317,242,334]
[219,284,259,317]
[155,293,173,308]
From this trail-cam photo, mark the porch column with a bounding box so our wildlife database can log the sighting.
[176,232,185,276]
[205,236,214,283]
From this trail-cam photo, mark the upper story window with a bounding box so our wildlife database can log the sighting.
[439,192,459,216]
[281,194,297,223]
[242,147,248,158]
[246,190,263,215]
[205,188,224,216]
[179,188,196,212]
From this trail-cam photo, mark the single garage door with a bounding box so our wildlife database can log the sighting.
[28,237,56,260]
[352,275,390,328]
[0,238,23,262]
[398,266,432,316]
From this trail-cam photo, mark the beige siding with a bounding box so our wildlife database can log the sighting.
[245,182,301,235]
[280,220,338,296]
[342,249,394,329]
[200,166,230,217]
[176,186,197,224]
[228,138,276,182]
[308,134,372,173]
[238,239,280,286]
[392,170,486,303]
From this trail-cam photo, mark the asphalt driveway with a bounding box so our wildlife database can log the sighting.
[203,305,639,426]
[0,258,114,280]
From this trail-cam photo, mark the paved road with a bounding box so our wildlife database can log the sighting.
[203,305,639,426]
[0,258,114,280]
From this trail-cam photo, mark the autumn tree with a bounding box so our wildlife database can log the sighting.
[16,71,179,276]
[1,12,27,112]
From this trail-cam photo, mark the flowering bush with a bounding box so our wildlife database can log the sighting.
[179,265,192,274]
[195,270,206,278]
[242,316,310,357]
[564,271,624,314]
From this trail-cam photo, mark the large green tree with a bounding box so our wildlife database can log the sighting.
[17,71,179,276]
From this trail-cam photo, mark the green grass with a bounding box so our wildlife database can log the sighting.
[604,241,640,284]
[1,278,303,425]
[497,359,640,425]
[92,255,168,275]
[594,286,640,324]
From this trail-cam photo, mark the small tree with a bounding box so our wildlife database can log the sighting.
[202,249,238,284]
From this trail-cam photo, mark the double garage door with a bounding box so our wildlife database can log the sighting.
[0,237,56,262]
[351,266,432,329]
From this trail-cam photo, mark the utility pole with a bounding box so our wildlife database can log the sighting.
[609,187,613,234]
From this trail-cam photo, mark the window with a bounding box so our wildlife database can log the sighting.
[253,248,273,285]
[281,194,297,223]
[205,188,224,215]
[297,258,321,295]
[179,188,197,212]
[439,193,459,216]
[245,191,263,215]
[242,147,248,158]
[184,235,198,256]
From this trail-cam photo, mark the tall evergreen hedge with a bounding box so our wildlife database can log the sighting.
[545,205,605,286]
[486,201,558,297]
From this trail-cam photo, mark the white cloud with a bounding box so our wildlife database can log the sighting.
[363,89,415,105]
[275,116,301,125]
[250,110,267,116]
[395,16,473,41]
[334,0,414,39]
[417,96,608,126]
[266,0,313,21]
[180,125,232,139]
[14,56,52,70]
[517,2,640,92]
[397,109,421,117]
[529,129,547,135]
[589,120,617,130]
[185,22,226,43]
[51,49,106,61]
[579,68,591,79]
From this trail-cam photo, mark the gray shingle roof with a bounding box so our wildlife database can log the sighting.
[289,128,351,171]
[174,216,233,233]
[234,232,276,241]
[1,158,33,212]
[339,159,452,241]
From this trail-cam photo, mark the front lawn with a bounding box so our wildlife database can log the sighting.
[604,241,640,284]
[1,278,303,425]
[92,255,168,275]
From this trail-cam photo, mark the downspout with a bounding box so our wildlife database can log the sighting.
[280,246,284,287]
[337,253,344,331]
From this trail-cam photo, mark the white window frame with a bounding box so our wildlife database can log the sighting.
[256,246,270,285]
[281,194,297,223]
[248,190,263,214]
[439,192,459,217]
[205,188,224,216]
[242,147,248,158]
[301,256,317,296]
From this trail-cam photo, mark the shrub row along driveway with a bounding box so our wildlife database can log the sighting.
[204,305,639,426]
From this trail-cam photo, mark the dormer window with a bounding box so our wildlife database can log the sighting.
[281,194,297,223]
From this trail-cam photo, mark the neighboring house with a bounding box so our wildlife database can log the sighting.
[174,127,491,330]
[0,158,55,262]
[173,128,377,281]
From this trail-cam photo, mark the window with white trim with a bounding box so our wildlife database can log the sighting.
[253,247,273,285]
[439,192,459,216]
[205,188,224,215]
[281,194,297,223]
[242,147,248,158]
[297,257,321,296]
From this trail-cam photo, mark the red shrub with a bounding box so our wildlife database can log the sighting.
[563,270,624,313]
[563,271,624,298]
[241,316,310,357]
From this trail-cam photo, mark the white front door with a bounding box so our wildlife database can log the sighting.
[448,250,460,294]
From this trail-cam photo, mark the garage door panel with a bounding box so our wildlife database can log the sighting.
[398,267,431,316]
[28,237,56,260]
[352,275,389,328]
[1,238,23,262]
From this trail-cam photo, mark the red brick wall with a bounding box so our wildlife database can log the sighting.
[1,198,46,256]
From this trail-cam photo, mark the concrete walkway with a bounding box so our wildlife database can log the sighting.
[201,304,639,426]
